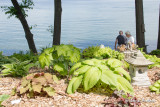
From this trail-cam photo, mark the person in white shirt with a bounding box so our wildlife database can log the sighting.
[125,31,134,44]
[125,31,135,50]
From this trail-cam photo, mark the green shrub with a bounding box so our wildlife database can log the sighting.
[149,80,160,94]
[82,46,124,60]
[82,46,100,58]
[150,49,160,55]
[143,54,160,68]
[9,51,38,63]
[0,60,36,77]
[39,44,81,76]
[0,52,17,69]
[67,58,133,94]
[139,49,160,68]
[11,72,58,98]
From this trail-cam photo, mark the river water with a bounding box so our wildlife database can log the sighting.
[0,0,159,55]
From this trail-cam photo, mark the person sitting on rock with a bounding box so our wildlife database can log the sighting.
[115,30,127,50]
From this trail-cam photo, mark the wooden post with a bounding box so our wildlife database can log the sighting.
[53,0,62,45]
[135,0,146,52]
[157,4,160,49]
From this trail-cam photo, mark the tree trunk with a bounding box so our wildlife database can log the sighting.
[157,4,160,49]
[135,0,146,52]
[53,0,62,45]
[11,0,37,53]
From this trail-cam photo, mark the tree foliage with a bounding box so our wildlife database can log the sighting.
[1,0,34,18]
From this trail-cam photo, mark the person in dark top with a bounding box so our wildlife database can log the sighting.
[115,31,127,50]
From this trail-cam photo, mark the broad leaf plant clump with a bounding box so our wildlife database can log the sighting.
[149,80,160,94]
[0,60,36,77]
[67,58,133,94]
[82,46,124,60]
[9,51,38,63]
[0,52,17,70]
[39,44,81,75]
[11,72,58,98]
[144,54,160,68]
[139,49,160,68]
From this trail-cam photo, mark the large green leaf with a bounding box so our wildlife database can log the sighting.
[2,64,13,69]
[149,86,159,91]
[56,45,67,56]
[53,63,67,75]
[106,58,123,69]
[97,65,109,71]
[92,59,104,65]
[114,67,131,82]
[67,75,83,94]
[69,50,80,63]
[73,65,91,75]
[39,48,54,68]
[39,53,50,68]
[70,62,82,75]
[100,69,117,86]
[44,47,54,54]
[83,67,101,91]
[1,68,11,74]
[53,63,65,72]
[82,59,95,66]
[20,60,31,65]
[116,75,133,94]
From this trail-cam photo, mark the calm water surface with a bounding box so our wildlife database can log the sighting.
[0,0,159,55]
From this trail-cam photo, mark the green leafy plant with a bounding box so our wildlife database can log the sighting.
[0,52,17,69]
[82,46,100,58]
[143,54,160,68]
[149,80,160,94]
[67,58,133,94]
[106,58,131,82]
[0,60,35,77]
[39,44,81,75]
[139,49,160,68]
[0,94,10,107]
[9,51,38,63]
[11,72,58,98]
[150,49,160,55]
[82,46,124,60]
